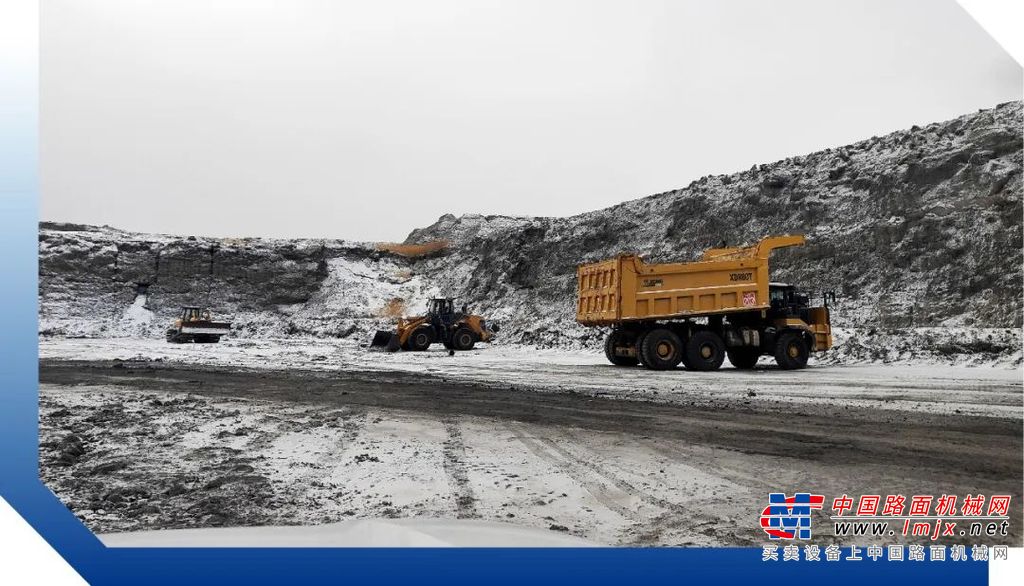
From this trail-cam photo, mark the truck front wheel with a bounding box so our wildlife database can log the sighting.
[640,328,683,370]
[774,331,809,370]
[685,331,725,371]
[604,330,639,366]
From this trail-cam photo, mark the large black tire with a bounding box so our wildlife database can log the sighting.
[684,330,726,371]
[450,326,477,351]
[635,331,650,367]
[604,330,639,367]
[639,328,684,370]
[774,331,809,370]
[680,341,695,370]
[727,347,760,369]
[405,327,433,351]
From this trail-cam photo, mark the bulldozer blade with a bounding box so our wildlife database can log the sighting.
[370,330,401,352]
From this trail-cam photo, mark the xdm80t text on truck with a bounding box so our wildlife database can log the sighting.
[576,235,832,371]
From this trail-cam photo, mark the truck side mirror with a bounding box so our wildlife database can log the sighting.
[823,291,836,307]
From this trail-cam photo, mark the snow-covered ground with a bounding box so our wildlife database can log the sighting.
[40,384,742,545]
[40,335,1022,546]
[40,336,1022,418]
[99,518,597,547]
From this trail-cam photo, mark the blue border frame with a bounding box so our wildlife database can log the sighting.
[0,3,990,584]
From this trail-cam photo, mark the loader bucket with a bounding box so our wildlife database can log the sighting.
[370,330,401,352]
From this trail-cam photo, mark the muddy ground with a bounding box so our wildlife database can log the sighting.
[39,357,1022,546]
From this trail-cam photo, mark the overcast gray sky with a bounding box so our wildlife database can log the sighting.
[41,0,1021,241]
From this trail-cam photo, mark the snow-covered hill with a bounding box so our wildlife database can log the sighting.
[39,101,1023,365]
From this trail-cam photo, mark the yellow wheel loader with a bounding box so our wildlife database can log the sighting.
[370,298,498,352]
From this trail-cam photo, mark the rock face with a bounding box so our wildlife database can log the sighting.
[40,101,1023,350]
[39,226,440,339]
[407,101,1024,345]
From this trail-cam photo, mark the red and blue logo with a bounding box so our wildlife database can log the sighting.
[760,493,825,539]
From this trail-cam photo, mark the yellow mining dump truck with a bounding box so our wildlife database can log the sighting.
[576,235,833,370]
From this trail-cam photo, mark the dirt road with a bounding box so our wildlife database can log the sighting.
[40,359,1022,546]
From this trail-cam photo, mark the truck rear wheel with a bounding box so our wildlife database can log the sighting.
[635,331,650,367]
[727,347,760,369]
[406,327,433,351]
[451,327,476,351]
[685,331,725,371]
[774,331,809,370]
[604,330,639,366]
[639,328,683,370]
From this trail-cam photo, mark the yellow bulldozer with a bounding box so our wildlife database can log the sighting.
[370,298,498,352]
[165,306,231,343]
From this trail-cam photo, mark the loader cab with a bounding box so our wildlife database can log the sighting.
[427,298,455,318]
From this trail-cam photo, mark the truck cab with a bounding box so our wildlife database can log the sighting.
[768,283,810,315]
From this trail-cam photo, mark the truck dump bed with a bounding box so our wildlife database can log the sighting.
[576,235,805,326]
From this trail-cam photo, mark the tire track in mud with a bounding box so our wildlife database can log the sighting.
[243,406,369,516]
[535,429,691,514]
[507,422,642,522]
[442,418,479,519]
[609,436,765,545]
[640,439,768,492]
[510,423,731,543]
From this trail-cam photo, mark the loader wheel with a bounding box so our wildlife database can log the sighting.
[684,330,725,371]
[406,327,433,351]
[726,347,759,369]
[604,330,639,367]
[451,327,476,351]
[639,328,683,370]
[774,331,809,370]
